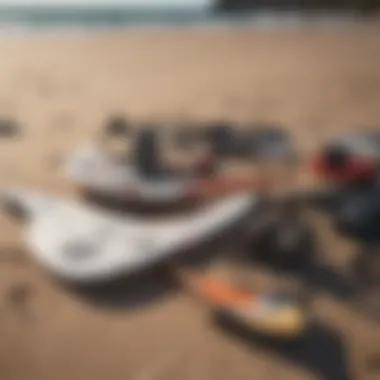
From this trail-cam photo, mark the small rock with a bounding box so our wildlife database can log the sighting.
[0,118,20,138]
[7,283,33,306]
[104,115,132,137]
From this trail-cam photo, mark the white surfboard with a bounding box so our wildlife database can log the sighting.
[2,188,256,283]
[328,131,380,161]
[65,144,194,203]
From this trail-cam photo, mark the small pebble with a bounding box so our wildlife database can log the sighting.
[0,118,20,138]
[7,283,33,306]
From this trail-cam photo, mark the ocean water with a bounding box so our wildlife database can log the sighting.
[0,7,213,30]
[0,6,372,33]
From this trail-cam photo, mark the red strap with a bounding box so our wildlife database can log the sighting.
[190,176,269,198]
[313,155,376,183]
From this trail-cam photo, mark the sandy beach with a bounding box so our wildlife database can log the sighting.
[1,21,380,380]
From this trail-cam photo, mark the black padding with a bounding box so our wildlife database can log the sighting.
[333,187,380,244]
[132,126,165,179]
[322,145,351,169]
[206,123,240,156]
[246,126,296,161]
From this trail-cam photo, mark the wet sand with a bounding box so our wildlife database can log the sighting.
[1,22,380,380]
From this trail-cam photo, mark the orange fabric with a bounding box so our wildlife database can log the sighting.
[182,273,255,308]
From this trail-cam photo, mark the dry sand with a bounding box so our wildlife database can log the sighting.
[1,22,380,380]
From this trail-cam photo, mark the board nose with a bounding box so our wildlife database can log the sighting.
[1,188,28,220]
[1,188,52,221]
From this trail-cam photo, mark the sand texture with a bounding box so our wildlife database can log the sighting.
[1,22,380,380]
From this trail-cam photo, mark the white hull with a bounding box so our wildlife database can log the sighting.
[65,144,194,203]
[329,131,380,160]
[2,188,256,283]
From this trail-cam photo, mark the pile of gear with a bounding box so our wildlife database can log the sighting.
[2,114,380,341]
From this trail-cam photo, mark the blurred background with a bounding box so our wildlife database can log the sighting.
[0,0,379,29]
[0,2,380,380]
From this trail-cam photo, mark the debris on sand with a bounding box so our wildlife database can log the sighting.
[103,115,132,137]
[6,283,35,319]
[0,118,21,138]
[7,283,32,304]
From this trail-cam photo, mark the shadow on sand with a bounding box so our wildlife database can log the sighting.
[81,189,204,217]
[289,261,361,301]
[213,313,355,380]
[61,268,176,310]
[240,251,380,322]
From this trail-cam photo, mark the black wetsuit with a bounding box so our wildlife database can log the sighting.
[132,127,165,180]
[310,143,380,245]
[304,183,380,245]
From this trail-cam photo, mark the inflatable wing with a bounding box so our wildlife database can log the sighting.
[65,144,193,203]
[314,131,380,183]
[326,131,380,161]
[176,269,306,338]
[2,188,256,283]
